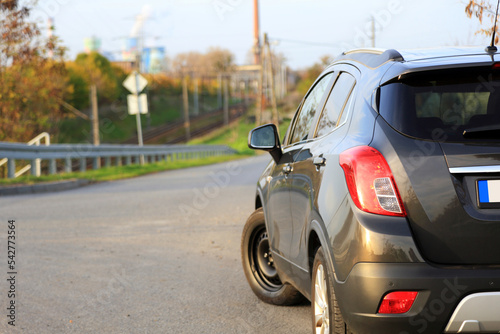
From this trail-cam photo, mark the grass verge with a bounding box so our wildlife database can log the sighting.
[189,116,291,155]
[0,155,246,187]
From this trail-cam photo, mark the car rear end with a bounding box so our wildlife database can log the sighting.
[338,51,500,333]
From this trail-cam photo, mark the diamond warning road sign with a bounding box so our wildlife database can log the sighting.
[123,71,148,94]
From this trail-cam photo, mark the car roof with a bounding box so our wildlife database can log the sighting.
[333,47,500,85]
[399,46,496,62]
[335,46,499,68]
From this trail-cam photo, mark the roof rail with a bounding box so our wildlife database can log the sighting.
[336,48,404,68]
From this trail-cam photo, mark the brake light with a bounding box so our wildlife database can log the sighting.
[378,291,418,314]
[339,146,406,217]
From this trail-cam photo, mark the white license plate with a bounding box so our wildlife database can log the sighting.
[478,180,500,205]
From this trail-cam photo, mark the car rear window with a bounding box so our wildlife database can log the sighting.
[378,67,500,142]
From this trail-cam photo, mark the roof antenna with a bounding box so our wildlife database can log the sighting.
[486,0,500,53]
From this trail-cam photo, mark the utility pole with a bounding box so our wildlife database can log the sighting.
[244,78,250,106]
[283,66,287,97]
[253,0,265,125]
[90,84,100,147]
[193,77,199,116]
[183,75,191,142]
[217,74,222,109]
[253,0,261,65]
[279,63,287,99]
[223,75,229,126]
[264,33,279,125]
[256,59,264,126]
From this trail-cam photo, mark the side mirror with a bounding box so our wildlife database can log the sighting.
[248,123,283,163]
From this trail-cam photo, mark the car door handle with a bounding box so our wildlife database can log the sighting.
[283,164,293,174]
[313,157,326,167]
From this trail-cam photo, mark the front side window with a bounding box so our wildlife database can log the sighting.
[289,72,335,144]
[315,73,356,138]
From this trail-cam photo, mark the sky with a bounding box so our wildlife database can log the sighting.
[31,0,491,70]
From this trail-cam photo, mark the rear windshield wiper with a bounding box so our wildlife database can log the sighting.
[463,125,500,139]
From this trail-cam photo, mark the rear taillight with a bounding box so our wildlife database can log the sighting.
[378,291,418,314]
[339,146,406,217]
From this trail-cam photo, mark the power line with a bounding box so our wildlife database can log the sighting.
[271,37,338,48]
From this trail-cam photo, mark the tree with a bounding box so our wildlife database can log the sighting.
[296,55,332,95]
[205,47,235,74]
[170,48,235,77]
[65,52,128,111]
[170,51,205,77]
[0,0,68,142]
[66,63,90,110]
[466,0,500,43]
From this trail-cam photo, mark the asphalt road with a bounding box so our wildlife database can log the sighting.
[0,155,310,334]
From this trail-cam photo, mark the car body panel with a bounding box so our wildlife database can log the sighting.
[265,148,294,259]
[442,142,500,168]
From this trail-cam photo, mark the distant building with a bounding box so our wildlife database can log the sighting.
[84,36,101,53]
[122,38,138,62]
[142,47,166,74]
[112,61,136,73]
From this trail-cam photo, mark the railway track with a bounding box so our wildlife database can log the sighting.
[123,103,247,145]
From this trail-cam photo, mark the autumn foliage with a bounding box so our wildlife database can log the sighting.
[0,1,242,144]
[66,52,126,110]
[0,0,69,142]
[466,0,500,44]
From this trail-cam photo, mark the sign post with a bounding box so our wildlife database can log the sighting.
[124,71,148,164]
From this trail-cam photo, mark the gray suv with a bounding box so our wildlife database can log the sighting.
[241,48,500,333]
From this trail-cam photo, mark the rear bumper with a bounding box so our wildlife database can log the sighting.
[445,292,500,332]
[335,262,500,334]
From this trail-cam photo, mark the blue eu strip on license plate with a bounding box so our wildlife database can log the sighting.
[478,180,500,205]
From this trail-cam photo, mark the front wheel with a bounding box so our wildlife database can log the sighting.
[312,247,347,334]
[241,208,303,305]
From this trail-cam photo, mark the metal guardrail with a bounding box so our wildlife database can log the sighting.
[0,142,236,179]
[0,132,51,177]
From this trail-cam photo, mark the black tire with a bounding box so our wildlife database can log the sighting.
[241,208,303,306]
[311,247,347,334]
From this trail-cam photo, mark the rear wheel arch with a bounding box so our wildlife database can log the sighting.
[308,230,322,277]
[307,221,339,283]
[255,195,262,210]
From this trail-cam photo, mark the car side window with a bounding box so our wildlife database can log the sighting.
[315,73,356,138]
[289,72,335,144]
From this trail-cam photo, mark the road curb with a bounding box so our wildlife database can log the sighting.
[0,179,91,196]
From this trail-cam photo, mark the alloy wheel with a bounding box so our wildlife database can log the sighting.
[314,264,330,334]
